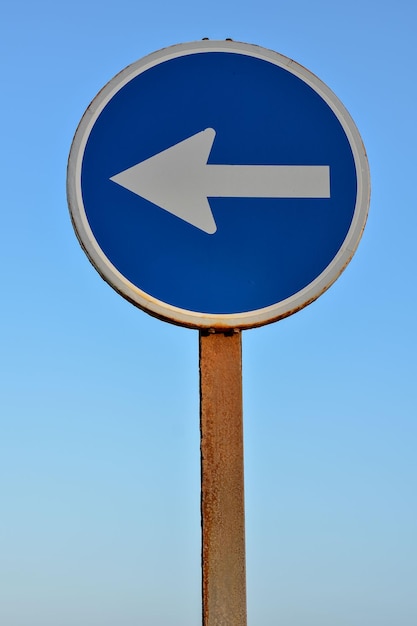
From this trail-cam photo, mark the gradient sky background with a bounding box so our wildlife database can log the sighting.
[1,1,416,625]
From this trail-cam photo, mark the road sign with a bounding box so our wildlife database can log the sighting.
[67,40,370,329]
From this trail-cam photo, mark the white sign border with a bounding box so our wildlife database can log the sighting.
[67,40,370,330]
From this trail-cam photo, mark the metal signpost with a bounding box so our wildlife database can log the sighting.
[67,40,370,626]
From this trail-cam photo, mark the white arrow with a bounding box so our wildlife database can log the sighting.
[110,128,330,235]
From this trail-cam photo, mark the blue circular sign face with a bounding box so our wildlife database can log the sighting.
[68,41,369,329]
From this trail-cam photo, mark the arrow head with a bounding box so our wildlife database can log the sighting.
[110,128,218,234]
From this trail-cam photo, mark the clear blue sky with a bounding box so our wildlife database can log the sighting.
[1,1,416,625]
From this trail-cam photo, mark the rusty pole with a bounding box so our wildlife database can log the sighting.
[199,330,247,626]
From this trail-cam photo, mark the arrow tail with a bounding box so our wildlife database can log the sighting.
[205,165,330,198]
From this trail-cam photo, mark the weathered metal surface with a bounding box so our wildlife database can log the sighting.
[199,330,247,626]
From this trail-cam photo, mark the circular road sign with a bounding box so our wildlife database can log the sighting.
[67,40,370,330]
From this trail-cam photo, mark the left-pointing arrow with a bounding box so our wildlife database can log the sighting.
[110,128,330,235]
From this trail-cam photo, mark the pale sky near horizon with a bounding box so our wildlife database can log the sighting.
[1,1,416,625]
